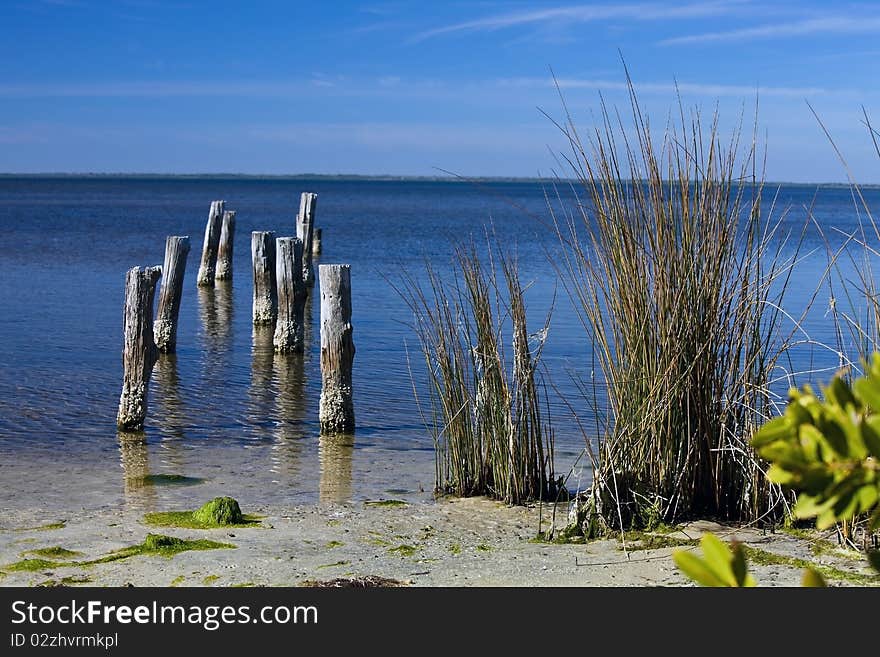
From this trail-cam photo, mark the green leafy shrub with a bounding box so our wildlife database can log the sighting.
[751,355,880,531]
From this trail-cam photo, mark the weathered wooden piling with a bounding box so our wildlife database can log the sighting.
[117,265,162,431]
[312,228,322,257]
[273,237,306,352]
[215,210,236,281]
[319,264,355,434]
[296,192,317,288]
[196,200,225,286]
[251,231,277,324]
[153,236,190,353]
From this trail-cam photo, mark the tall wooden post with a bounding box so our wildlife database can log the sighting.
[319,264,355,434]
[196,200,225,286]
[251,231,277,325]
[117,266,162,431]
[154,236,190,353]
[273,237,306,352]
[215,209,236,281]
[296,192,317,288]
[312,228,322,257]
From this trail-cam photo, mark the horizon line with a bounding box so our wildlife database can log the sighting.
[0,172,874,188]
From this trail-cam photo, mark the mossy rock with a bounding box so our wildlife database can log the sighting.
[192,497,244,526]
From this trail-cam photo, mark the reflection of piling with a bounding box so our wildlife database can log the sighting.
[117,266,162,431]
[197,285,217,338]
[196,200,225,286]
[248,324,276,426]
[215,280,233,330]
[153,354,186,443]
[296,192,317,288]
[274,237,306,353]
[251,231,277,325]
[197,281,233,349]
[272,350,307,480]
[319,434,354,504]
[215,210,236,281]
[319,264,355,434]
[276,352,307,424]
[118,433,157,508]
[154,236,190,353]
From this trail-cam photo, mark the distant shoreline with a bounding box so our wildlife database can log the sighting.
[0,172,876,188]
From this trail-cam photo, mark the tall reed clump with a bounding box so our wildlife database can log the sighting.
[554,82,797,528]
[400,243,556,505]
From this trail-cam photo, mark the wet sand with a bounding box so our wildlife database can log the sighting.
[0,497,873,587]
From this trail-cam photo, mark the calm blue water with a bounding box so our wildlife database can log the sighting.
[0,177,877,515]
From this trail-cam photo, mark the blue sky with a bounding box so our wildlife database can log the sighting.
[1,0,879,181]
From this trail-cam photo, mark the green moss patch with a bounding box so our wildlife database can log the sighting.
[448,543,462,555]
[143,510,262,530]
[15,521,66,532]
[202,575,220,585]
[744,546,880,586]
[387,544,418,557]
[364,499,408,508]
[325,541,344,549]
[25,547,82,560]
[91,534,234,564]
[5,559,65,573]
[475,543,493,552]
[169,575,185,587]
[619,532,699,551]
[4,534,233,573]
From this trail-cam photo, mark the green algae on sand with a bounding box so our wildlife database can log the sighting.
[364,499,408,508]
[91,534,234,564]
[14,521,66,532]
[25,546,82,560]
[144,497,262,529]
[3,534,234,573]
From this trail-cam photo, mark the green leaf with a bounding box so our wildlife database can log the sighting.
[813,417,849,457]
[730,542,754,587]
[751,416,791,448]
[816,506,840,530]
[857,485,879,514]
[672,550,728,587]
[765,463,796,485]
[826,376,856,410]
[862,417,880,458]
[700,533,736,586]
[801,567,827,587]
[854,376,880,413]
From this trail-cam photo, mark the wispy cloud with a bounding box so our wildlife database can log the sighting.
[499,77,827,97]
[0,80,319,98]
[0,75,832,101]
[661,15,880,45]
[412,1,750,42]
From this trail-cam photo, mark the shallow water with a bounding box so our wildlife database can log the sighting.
[0,177,876,516]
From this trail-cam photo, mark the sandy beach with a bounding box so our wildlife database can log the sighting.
[1,497,874,588]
